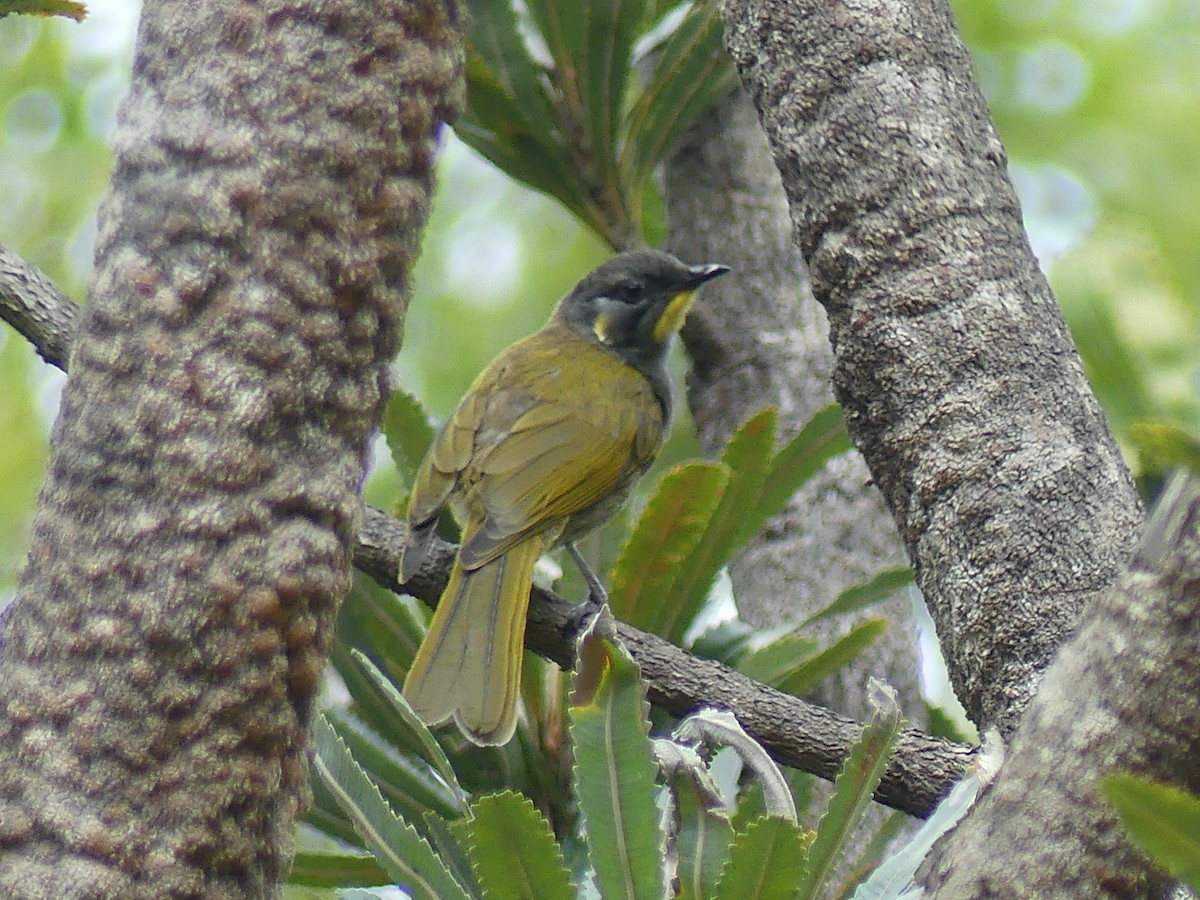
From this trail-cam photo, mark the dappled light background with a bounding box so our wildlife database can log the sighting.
[1,0,1197,608]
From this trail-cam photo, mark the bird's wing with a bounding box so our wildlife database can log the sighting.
[404,387,485,530]
[457,337,664,569]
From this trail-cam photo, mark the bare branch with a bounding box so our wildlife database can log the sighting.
[357,506,975,819]
[0,243,79,370]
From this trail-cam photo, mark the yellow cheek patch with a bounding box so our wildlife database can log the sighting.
[652,290,696,344]
[593,311,613,344]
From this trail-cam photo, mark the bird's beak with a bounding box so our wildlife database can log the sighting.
[652,263,732,343]
[686,263,732,287]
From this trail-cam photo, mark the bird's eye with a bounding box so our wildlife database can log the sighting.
[613,279,644,304]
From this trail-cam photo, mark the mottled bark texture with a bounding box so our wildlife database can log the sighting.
[921,475,1200,898]
[664,87,920,728]
[720,0,1143,735]
[0,1,460,896]
[0,243,79,371]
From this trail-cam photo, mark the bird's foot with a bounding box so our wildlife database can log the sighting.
[567,591,605,633]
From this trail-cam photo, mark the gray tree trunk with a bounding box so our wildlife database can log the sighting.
[0,1,461,895]
[719,0,1142,738]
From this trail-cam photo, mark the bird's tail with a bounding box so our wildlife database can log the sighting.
[402,538,542,746]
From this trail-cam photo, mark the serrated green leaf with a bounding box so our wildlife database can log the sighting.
[331,647,466,809]
[580,0,648,219]
[426,810,482,899]
[796,684,904,900]
[382,387,434,490]
[349,649,462,797]
[287,851,389,889]
[621,1,737,208]
[456,86,600,233]
[713,816,810,900]
[656,409,777,643]
[777,619,888,698]
[747,404,852,539]
[608,460,729,631]
[735,633,820,688]
[306,768,361,848]
[569,630,666,899]
[326,710,463,825]
[335,580,425,683]
[800,568,914,629]
[312,716,471,900]
[1103,773,1200,890]
[687,618,757,663]
[458,0,604,232]
[671,767,734,900]
[466,791,574,900]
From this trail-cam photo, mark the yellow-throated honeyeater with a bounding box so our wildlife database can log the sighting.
[399,250,730,745]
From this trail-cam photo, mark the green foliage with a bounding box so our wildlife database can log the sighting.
[331,389,909,893]
[459,0,736,249]
[669,760,734,900]
[381,387,435,494]
[1103,773,1200,892]
[286,851,388,890]
[609,404,863,647]
[304,623,907,900]
[1129,421,1200,476]
[465,792,574,900]
[795,683,904,899]
[569,619,667,898]
[713,816,810,900]
[607,460,730,634]
[310,717,471,899]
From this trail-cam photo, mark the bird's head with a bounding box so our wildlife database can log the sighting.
[555,250,730,369]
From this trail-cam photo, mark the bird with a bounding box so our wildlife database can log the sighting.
[398,249,730,745]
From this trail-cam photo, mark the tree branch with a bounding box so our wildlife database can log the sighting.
[3,243,974,821]
[720,0,1144,735]
[0,243,79,370]
[357,507,973,818]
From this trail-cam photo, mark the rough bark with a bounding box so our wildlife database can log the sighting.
[664,86,920,727]
[719,0,1143,736]
[921,475,1200,898]
[0,243,79,371]
[0,0,461,896]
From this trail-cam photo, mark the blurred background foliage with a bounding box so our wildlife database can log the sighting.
[1,0,1198,602]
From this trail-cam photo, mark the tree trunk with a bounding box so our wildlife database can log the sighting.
[0,1,461,895]
[719,0,1142,738]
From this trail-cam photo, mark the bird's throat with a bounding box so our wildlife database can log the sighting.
[652,290,696,344]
